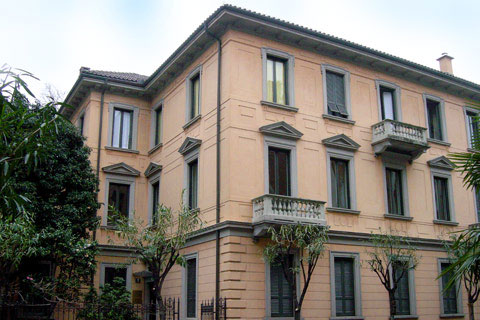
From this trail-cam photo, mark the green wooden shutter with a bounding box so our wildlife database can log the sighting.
[186,258,197,318]
[394,266,410,315]
[441,263,458,314]
[335,258,355,316]
[326,71,347,118]
[270,256,294,317]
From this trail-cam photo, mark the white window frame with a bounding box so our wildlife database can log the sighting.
[147,171,161,226]
[102,174,135,226]
[321,64,352,122]
[375,80,402,121]
[326,147,358,214]
[329,251,362,319]
[430,168,456,225]
[107,102,139,151]
[183,148,200,210]
[184,65,202,128]
[181,252,199,320]
[389,258,417,318]
[263,135,298,197]
[382,160,411,220]
[264,252,300,320]
[150,99,163,150]
[423,93,448,145]
[437,258,464,317]
[100,263,132,292]
[464,106,480,150]
[261,47,296,111]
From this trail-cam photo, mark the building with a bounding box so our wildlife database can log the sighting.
[62,5,480,320]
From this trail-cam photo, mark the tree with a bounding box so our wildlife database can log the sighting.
[263,223,329,320]
[442,231,480,320]
[365,229,420,319]
[112,200,202,311]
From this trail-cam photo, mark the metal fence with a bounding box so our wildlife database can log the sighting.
[0,298,180,320]
[200,298,226,320]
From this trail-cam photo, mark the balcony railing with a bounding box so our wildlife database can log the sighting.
[252,194,326,236]
[371,119,429,161]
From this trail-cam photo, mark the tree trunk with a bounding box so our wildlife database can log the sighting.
[468,301,475,320]
[388,290,396,320]
[294,308,301,320]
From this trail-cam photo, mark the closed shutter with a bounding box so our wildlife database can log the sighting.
[186,258,197,318]
[270,256,294,317]
[394,266,410,315]
[326,71,348,118]
[335,258,355,316]
[441,263,458,314]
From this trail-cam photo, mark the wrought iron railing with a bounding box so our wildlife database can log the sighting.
[200,298,226,320]
[252,194,326,225]
[371,119,427,145]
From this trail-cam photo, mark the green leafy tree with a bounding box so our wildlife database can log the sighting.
[365,230,420,320]
[263,224,329,320]
[112,200,202,310]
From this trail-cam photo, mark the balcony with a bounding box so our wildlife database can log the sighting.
[371,119,429,161]
[252,194,326,237]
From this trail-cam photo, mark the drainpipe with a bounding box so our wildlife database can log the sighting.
[204,22,222,319]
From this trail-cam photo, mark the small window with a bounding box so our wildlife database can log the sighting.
[186,258,197,318]
[440,263,458,315]
[393,264,411,315]
[331,158,350,209]
[154,106,163,146]
[476,187,480,222]
[188,159,198,210]
[270,255,294,318]
[112,108,133,149]
[151,181,160,225]
[334,257,355,316]
[268,147,291,196]
[104,266,127,287]
[466,110,479,149]
[326,71,348,118]
[108,183,130,225]
[78,114,85,135]
[189,74,200,120]
[386,168,404,215]
[266,56,288,105]
[434,176,451,221]
[426,99,443,141]
[380,86,397,120]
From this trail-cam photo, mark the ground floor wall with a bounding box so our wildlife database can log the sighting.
[95,230,480,320]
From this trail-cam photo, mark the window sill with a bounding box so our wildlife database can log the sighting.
[105,146,140,154]
[440,314,465,318]
[100,225,120,231]
[261,100,299,112]
[469,223,480,229]
[467,148,479,153]
[433,219,459,226]
[428,138,451,147]
[326,207,360,215]
[148,143,163,155]
[393,315,418,319]
[183,114,202,130]
[384,214,413,221]
[330,316,364,320]
[322,114,355,125]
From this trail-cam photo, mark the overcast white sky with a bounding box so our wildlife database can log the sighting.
[2,0,479,99]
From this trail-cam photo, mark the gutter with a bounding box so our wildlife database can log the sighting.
[204,22,222,319]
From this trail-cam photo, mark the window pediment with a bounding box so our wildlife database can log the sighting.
[427,156,455,171]
[178,137,202,155]
[322,134,360,151]
[144,162,162,178]
[259,121,303,140]
[102,162,140,177]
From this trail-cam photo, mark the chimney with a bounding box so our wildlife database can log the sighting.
[437,53,454,74]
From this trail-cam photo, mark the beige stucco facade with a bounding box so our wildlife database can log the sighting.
[64,6,480,320]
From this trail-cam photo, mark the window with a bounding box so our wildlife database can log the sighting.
[386,168,404,215]
[188,159,198,210]
[334,258,355,316]
[261,48,295,109]
[440,263,458,315]
[466,108,479,149]
[393,264,411,315]
[476,187,480,222]
[154,106,162,146]
[104,266,127,287]
[190,74,200,120]
[107,103,139,151]
[182,254,198,319]
[426,98,444,141]
[185,66,202,126]
[78,114,85,135]
[151,181,160,225]
[108,183,130,226]
[376,80,401,121]
[268,147,291,196]
[326,71,347,118]
[434,176,451,221]
[270,255,294,318]
[331,158,350,209]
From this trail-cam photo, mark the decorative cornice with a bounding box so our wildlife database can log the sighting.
[322,134,360,151]
[144,162,162,178]
[427,156,455,171]
[259,121,303,140]
[102,162,140,177]
[178,137,202,155]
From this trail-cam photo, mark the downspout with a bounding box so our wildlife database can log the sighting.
[204,22,222,319]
